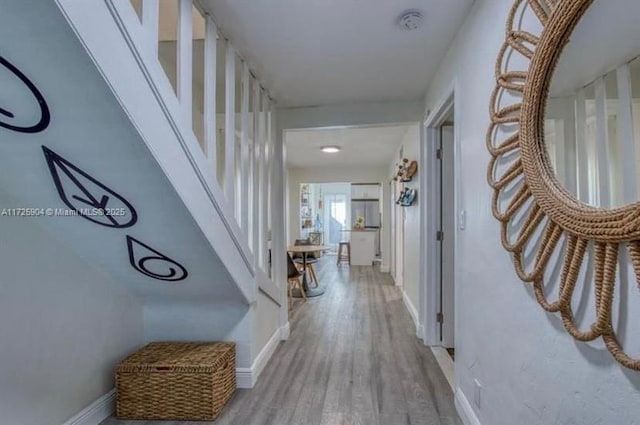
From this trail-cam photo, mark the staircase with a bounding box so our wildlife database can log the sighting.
[0,1,285,423]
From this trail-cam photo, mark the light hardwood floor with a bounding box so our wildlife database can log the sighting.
[102,258,461,425]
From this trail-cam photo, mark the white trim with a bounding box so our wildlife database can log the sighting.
[251,324,282,384]
[257,267,281,306]
[274,112,289,336]
[256,88,266,267]
[62,389,115,425]
[280,321,291,340]
[252,82,262,258]
[204,15,217,171]
[224,42,236,207]
[141,0,158,55]
[455,388,482,425]
[177,0,193,122]
[380,265,390,273]
[240,61,251,232]
[424,82,456,127]
[260,94,270,268]
[430,346,454,391]
[417,324,425,341]
[236,323,286,388]
[402,290,419,335]
[284,120,420,133]
[235,367,254,389]
[421,85,458,347]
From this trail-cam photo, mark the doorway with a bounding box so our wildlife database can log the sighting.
[390,144,406,287]
[393,179,404,287]
[438,121,455,352]
[422,91,457,390]
[297,182,351,254]
[323,192,349,251]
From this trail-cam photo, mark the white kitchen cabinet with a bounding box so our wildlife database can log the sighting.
[350,230,376,266]
[351,184,380,200]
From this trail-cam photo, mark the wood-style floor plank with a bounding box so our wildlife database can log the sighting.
[101,259,461,425]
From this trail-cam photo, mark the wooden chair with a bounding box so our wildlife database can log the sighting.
[293,239,319,287]
[287,253,306,308]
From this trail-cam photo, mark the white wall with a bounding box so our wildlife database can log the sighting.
[423,0,640,423]
[0,189,143,425]
[252,293,281,361]
[388,126,421,320]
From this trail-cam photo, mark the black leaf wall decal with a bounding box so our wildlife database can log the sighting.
[127,235,188,281]
[43,146,138,228]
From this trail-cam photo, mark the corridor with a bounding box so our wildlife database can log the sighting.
[102,258,460,425]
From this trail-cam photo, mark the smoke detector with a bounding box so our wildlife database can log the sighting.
[398,10,423,31]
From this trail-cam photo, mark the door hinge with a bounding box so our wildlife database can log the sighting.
[436,148,443,160]
[437,312,444,323]
[436,230,444,241]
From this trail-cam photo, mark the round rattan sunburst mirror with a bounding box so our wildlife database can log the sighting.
[488,0,640,370]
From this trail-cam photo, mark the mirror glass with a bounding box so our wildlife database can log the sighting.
[544,1,640,208]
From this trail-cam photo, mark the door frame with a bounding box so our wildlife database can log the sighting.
[392,178,404,287]
[420,85,460,346]
[389,181,396,278]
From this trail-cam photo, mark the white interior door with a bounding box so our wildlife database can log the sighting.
[440,125,456,349]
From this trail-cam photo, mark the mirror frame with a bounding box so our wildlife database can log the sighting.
[487,0,640,370]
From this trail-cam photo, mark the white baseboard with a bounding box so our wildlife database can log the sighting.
[380,265,390,273]
[62,389,115,425]
[235,367,253,389]
[402,290,419,334]
[417,324,425,341]
[251,324,283,384]
[430,346,455,391]
[236,323,285,389]
[280,321,290,340]
[455,387,482,425]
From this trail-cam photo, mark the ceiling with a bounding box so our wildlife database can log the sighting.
[202,0,474,107]
[285,124,414,168]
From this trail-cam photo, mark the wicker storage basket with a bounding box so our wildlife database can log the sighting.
[116,342,236,421]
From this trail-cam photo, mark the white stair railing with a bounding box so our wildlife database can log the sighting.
[87,0,279,299]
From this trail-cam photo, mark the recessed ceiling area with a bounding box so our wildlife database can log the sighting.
[202,0,474,107]
[285,124,415,168]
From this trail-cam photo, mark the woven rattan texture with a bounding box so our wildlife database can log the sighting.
[116,342,236,420]
[487,0,640,370]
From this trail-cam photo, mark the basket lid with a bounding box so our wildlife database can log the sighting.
[117,342,235,373]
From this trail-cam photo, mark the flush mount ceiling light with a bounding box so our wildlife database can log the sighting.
[397,9,423,31]
[321,146,341,153]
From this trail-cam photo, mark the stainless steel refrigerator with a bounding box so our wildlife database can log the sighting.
[351,199,381,255]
